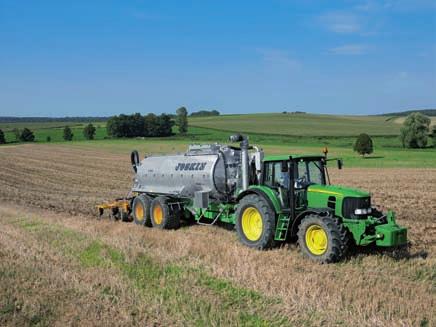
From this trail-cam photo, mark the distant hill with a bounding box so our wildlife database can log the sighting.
[380,109,436,117]
[189,113,403,137]
[190,110,220,117]
[0,116,109,123]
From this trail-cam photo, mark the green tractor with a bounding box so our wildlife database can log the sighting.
[124,134,407,263]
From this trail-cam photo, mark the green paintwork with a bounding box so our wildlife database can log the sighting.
[308,184,369,199]
[307,184,369,217]
[191,202,236,225]
[306,184,406,247]
[264,154,324,161]
[181,155,407,251]
[275,213,291,241]
[375,211,408,246]
[245,185,282,213]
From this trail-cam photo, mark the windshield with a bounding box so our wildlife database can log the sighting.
[296,160,325,185]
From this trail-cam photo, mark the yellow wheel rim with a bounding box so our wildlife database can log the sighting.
[241,207,263,241]
[305,224,328,255]
[135,202,144,222]
[153,204,163,225]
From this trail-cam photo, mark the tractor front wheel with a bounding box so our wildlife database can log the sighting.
[297,214,349,263]
[235,194,276,249]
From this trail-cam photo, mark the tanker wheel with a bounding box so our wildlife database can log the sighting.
[297,214,349,263]
[235,194,276,249]
[132,195,152,227]
[150,196,180,229]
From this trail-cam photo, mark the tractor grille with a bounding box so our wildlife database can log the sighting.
[342,197,371,219]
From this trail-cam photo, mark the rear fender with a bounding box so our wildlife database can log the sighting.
[237,186,281,214]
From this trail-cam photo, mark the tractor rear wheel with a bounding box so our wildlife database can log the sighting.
[297,214,349,263]
[235,194,276,249]
[132,195,152,227]
[150,196,180,229]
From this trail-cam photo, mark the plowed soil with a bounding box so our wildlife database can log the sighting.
[0,144,435,326]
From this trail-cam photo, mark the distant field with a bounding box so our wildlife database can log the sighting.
[1,113,435,168]
[0,121,87,131]
[66,138,436,168]
[0,121,107,142]
[2,113,435,144]
[393,116,436,125]
[189,113,404,137]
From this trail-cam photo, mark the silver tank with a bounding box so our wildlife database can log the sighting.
[132,143,242,200]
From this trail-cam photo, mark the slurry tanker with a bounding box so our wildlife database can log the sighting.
[98,134,407,263]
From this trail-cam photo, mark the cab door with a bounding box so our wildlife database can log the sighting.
[262,161,290,208]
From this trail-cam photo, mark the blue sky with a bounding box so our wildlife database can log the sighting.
[0,0,435,116]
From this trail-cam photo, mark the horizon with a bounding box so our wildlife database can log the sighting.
[0,1,435,117]
[1,108,436,119]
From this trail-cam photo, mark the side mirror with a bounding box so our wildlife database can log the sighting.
[337,159,343,170]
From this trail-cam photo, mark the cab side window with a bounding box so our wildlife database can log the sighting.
[263,162,283,188]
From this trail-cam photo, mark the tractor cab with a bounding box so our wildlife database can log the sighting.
[261,155,330,211]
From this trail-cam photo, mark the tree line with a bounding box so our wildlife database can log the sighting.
[190,110,220,117]
[353,112,435,156]
[106,113,174,138]
[0,107,191,144]
[106,107,191,138]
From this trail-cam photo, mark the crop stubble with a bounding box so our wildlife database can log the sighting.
[0,144,435,325]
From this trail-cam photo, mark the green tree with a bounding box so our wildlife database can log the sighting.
[46,136,51,142]
[144,113,159,136]
[106,113,174,138]
[432,125,436,148]
[12,128,20,141]
[176,106,188,134]
[19,128,35,142]
[83,123,96,140]
[63,126,74,141]
[400,112,431,148]
[0,129,5,144]
[106,116,121,137]
[157,114,174,136]
[353,133,373,156]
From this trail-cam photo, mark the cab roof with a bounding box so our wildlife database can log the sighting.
[263,154,325,161]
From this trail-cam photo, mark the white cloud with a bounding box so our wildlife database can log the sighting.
[355,1,382,12]
[329,44,369,55]
[257,48,301,70]
[319,12,361,34]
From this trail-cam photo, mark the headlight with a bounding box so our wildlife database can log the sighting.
[354,208,372,215]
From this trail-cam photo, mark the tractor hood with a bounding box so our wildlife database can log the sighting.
[306,184,370,217]
[307,184,370,198]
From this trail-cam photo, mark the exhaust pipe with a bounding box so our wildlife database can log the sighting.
[230,134,249,191]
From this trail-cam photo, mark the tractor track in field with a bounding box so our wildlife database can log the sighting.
[0,143,435,326]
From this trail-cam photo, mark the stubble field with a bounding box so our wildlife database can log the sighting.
[0,144,435,326]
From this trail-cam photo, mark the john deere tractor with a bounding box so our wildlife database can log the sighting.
[100,134,407,263]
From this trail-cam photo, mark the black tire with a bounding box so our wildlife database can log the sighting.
[120,210,131,222]
[235,194,276,249]
[110,207,131,222]
[150,196,180,229]
[297,214,349,263]
[132,195,152,226]
[110,207,120,221]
